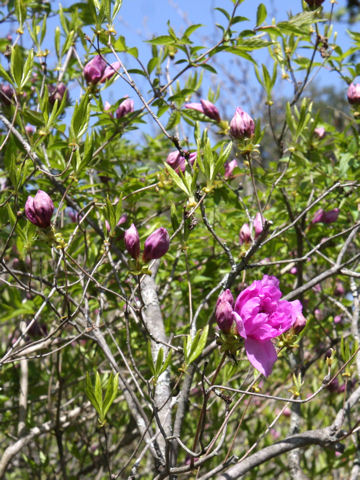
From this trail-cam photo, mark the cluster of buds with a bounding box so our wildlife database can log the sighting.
[83,56,120,85]
[166,151,197,173]
[48,83,68,105]
[25,190,54,228]
[124,224,170,263]
[0,84,14,105]
[184,99,221,122]
[311,208,339,224]
[229,107,255,139]
[239,212,264,245]
[347,83,360,105]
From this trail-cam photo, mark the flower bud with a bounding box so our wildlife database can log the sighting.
[293,313,306,334]
[254,212,264,238]
[25,190,54,228]
[166,151,196,173]
[83,55,107,84]
[311,208,325,224]
[305,0,325,8]
[25,125,35,135]
[100,61,121,83]
[124,224,140,259]
[239,223,252,245]
[347,83,360,105]
[185,99,221,122]
[230,107,255,139]
[224,159,237,179]
[118,213,128,226]
[143,227,170,262]
[48,83,68,105]
[0,84,14,105]
[323,208,339,224]
[104,101,112,111]
[116,98,134,118]
[215,289,235,333]
[314,127,326,139]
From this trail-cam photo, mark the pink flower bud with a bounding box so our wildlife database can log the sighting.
[334,280,345,297]
[25,125,35,135]
[116,98,134,118]
[290,266,297,275]
[347,83,360,105]
[104,101,112,111]
[166,151,196,173]
[283,407,291,417]
[230,107,255,139]
[334,315,342,324]
[48,83,68,105]
[118,213,128,226]
[25,190,54,228]
[305,0,325,7]
[0,84,14,105]
[311,208,325,224]
[124,224,140,259]
[105,220,111,233]
[314,127,326,139]
[216,290,235,333]
[239,223,252,245]
[83,55,107,84]
[100,61,121,83]
[253,212,264,238]
[185,99,221,122]
[143,227,170,262]
[323,208,339,224]
[293,313,306,334]
[224,159,238,179]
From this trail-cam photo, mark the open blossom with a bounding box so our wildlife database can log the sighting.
[230,107,255,139]
[25,190,54,228]
[232,275,303,376]
[185,99,221,122]
[314,127,326,139]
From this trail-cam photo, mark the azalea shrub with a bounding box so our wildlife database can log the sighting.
[0,0,360,479]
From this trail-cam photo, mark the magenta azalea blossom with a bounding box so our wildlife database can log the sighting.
[232,275,302,376]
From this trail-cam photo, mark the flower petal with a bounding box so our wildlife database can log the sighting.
[244,338,277,377]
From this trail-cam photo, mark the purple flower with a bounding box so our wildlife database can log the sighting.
[334,280,345,296]
[347,83,360,105]
[216,289,235,333]
[239,223,252,245]
[0,84,14,105]
[232,275,302,376]
[100,61,121,83]
[185,99,221,122]
[314,127,326,139]
[25,190,54,228]
[116,98,134,118]
[83,55,107,84]
[224,159,238,179]
[311,208,339,224]
[254,212,264,238]
[166,151,197,173]
[124,224,140,259]
[48,83,68,105]
[143,227,170,262]
[230,107,255,139]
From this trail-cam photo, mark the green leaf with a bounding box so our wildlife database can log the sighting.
[0,63,13,84]
[256,4,267,26]
[20,49,34,88]
[183,24,203,38]
[155,347,164,376]
[147,35,175,46]
[85,373,102,417]
[10,45,23,87]
[102,373,118,417]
